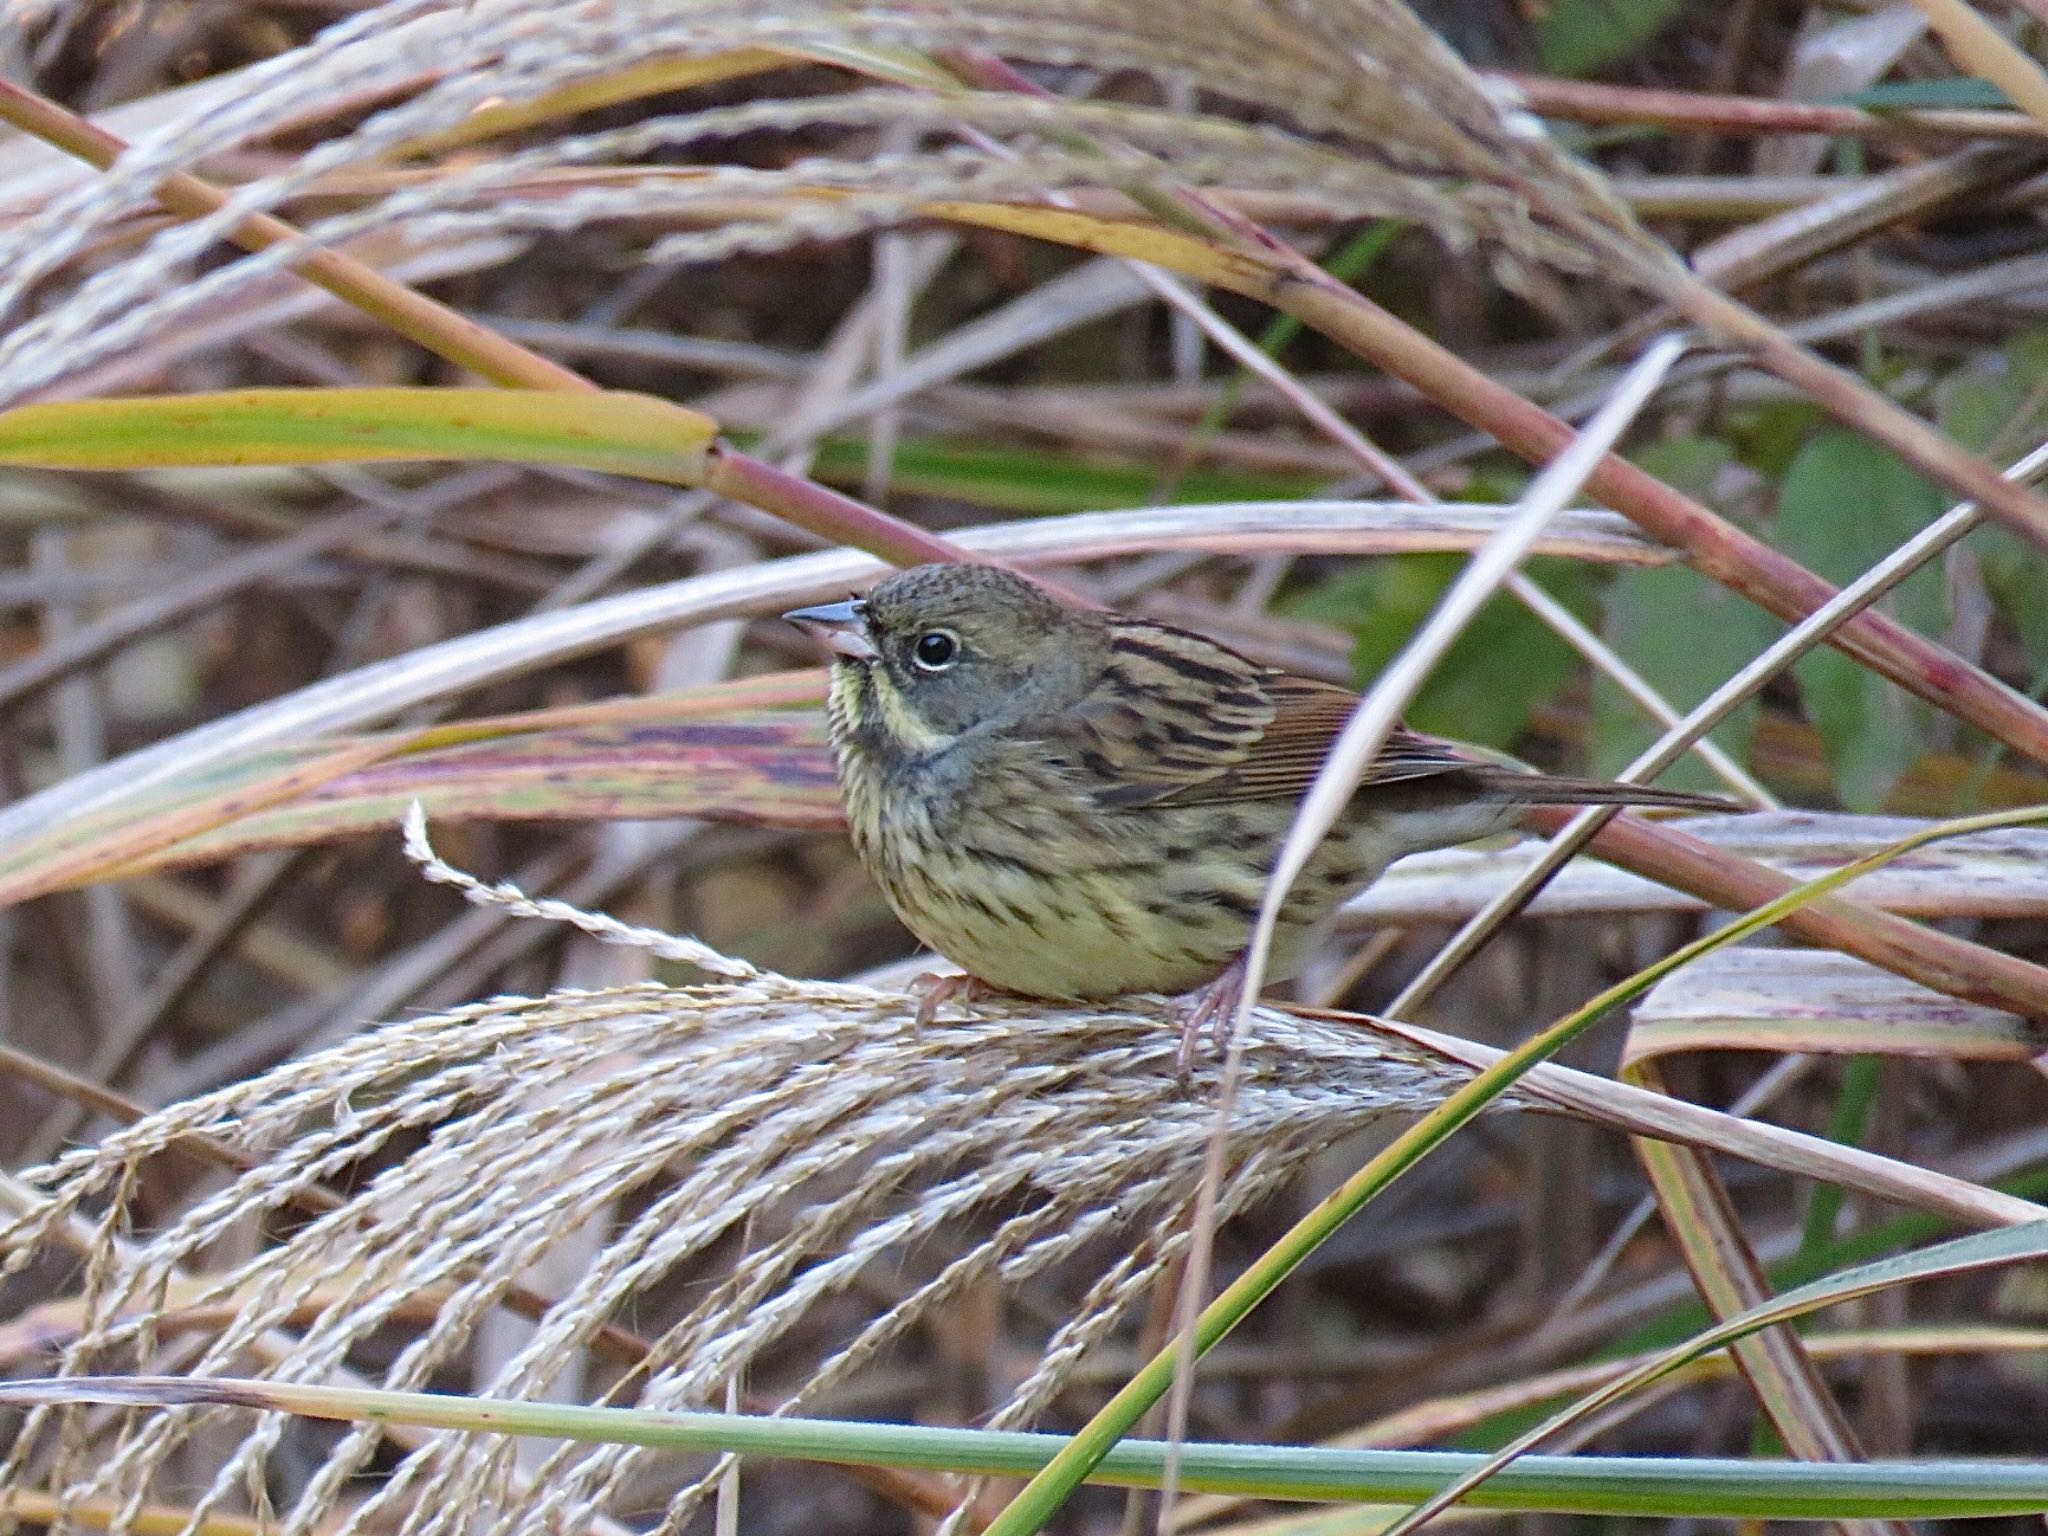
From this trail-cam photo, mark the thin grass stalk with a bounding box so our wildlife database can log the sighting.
[1225,333,1688,1051]
[1663,276,2048,550]
[1153,336,1689,1517]
[1501,74,2048,141]
[1502,573,1774,803]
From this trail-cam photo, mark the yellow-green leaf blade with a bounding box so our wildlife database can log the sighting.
[0,388,717,483]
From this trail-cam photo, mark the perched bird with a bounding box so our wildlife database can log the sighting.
[787,563,1736,1065]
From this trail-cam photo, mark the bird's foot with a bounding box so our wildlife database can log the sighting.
[1171,954,1251,1078]
[909,970,994,1028]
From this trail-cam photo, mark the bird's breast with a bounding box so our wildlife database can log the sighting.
[825,687,1437,999]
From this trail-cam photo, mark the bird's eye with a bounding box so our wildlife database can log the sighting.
[912,629,959,670]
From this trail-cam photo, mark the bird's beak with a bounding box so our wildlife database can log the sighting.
[782,597,878,662]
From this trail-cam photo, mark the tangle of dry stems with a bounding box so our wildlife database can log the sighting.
[0,0,1682,406]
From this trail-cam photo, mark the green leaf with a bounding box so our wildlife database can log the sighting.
[1730,401,1827,479]
[802,434,1321,514]
[1837,79,2014,110]
[1936,331,2048,684]
[1775,430,1951,809]
[1981,529,2048,683]
[1534,0,1685,76]
[1592,436,1772,793]
[1798,647,1931,810]
[1774,434,1948,634]
[1935,328,2048,454]
[1594,565,1776,793]
[9,1375,2048,1521]
[1380,1220,2048,1534]
[1285,555,1598,749]
[1631,434,1734,501]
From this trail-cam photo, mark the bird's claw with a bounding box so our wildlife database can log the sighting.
[1171,955,1250,1079]
[909,970,992,1028]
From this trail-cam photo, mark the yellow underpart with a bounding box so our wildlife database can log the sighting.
[901,866,1206,999]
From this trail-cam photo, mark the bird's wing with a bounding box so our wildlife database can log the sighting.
[1025,620,1276,807]
[1147,674,1494,807]
[1027,619,1484,809]
[1218,678,1740,811]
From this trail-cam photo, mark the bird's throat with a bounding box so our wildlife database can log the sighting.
[829,660,956,761]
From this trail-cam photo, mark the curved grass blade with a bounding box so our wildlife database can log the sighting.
[0,676,832,902]
[393,50,793,158]
[1625,949,2045,1063]
[0,504,1665,880]
[1176,1325,2048,1529]
[133,713,839,875]
[1353,1324,2048,1453]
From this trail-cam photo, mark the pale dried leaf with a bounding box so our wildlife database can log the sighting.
[1346,811,2048,922]
[1628,948,2044,1062]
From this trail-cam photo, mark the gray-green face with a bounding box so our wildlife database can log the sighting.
[785,564,1103,747]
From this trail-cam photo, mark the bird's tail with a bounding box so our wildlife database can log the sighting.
[1497,772,1741,814]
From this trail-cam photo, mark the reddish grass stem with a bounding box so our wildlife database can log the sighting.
[1505,74,2048,142]
[1563,809,2048,1020]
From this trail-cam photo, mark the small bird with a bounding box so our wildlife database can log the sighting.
[787,563,1736,1066]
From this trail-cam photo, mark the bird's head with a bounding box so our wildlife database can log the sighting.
[785,563,1104,751]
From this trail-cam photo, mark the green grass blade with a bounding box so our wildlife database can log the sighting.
[2,1377,2047,1520]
